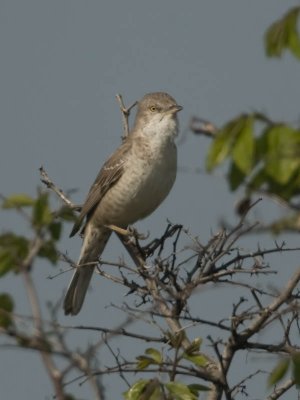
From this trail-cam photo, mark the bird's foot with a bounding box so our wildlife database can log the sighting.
[127,226,149,241]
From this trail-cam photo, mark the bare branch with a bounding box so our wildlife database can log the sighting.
[239,268,300,341]
[266,378,295,400]
[61,324,167,343]
[39,166,80,210]
[189,116,218,137]
[21,242,65,400]
[115,93,137,140]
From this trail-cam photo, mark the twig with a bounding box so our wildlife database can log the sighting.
[115,94,137,140]
[61,324,166,343]
[39,166,80,211]
[266,378,295,400]
[189,117,218,138]
[103,337,131,387]
[230,369,266,397]
[239,268,300,341]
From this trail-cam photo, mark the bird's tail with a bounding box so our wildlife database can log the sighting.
[63,225,111,316]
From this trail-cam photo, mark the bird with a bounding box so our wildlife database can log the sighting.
[63,92,182,315]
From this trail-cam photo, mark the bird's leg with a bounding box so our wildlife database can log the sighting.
[107,225,149,261]
[106,224,149,240]
[105,224,129,236]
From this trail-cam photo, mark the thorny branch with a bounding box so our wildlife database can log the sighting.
[35,165,300,399]
[1,97,300,400]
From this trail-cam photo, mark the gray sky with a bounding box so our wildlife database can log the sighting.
[1,1,300,399]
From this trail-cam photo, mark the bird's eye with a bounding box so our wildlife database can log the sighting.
[149,106,157,112]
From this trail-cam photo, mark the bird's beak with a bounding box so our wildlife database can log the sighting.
[169,105,183,114]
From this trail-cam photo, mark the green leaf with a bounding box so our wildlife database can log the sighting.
[265,14,289,57]
[183,353,208,367]
[254,127,269,163]
[124,379,161,400]
[182,338,207,367]
[206,115,252,172]
[265,7,300,59]
[33,193,52,227]
[123,380,149,400]
[0,251,14,277]
[206,128,233,171]
[188,384,211,394]
[0,233,29,275]
[48,222,62,241]
[228,162,246,191]
[292,352,300,386]
[268,359,290,387]
[2,194,35,209]
[265,125,300,184]
[247,168,267,192]
[145,348,163,364]
[136,348,163,369]
[166,330,186,349]
[136,356,154,370]
[38,240,58,264]
[57,206,77,222]
[63,395,77,400]
[286,8,300,59]
[232,116,255,174]
[0,293,14,328]
[184,338,202,355]
[165,381,197,400]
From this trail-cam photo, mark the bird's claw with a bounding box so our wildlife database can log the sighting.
[128,226,150,241]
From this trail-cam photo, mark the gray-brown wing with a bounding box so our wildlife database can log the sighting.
[70,140,130,237]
